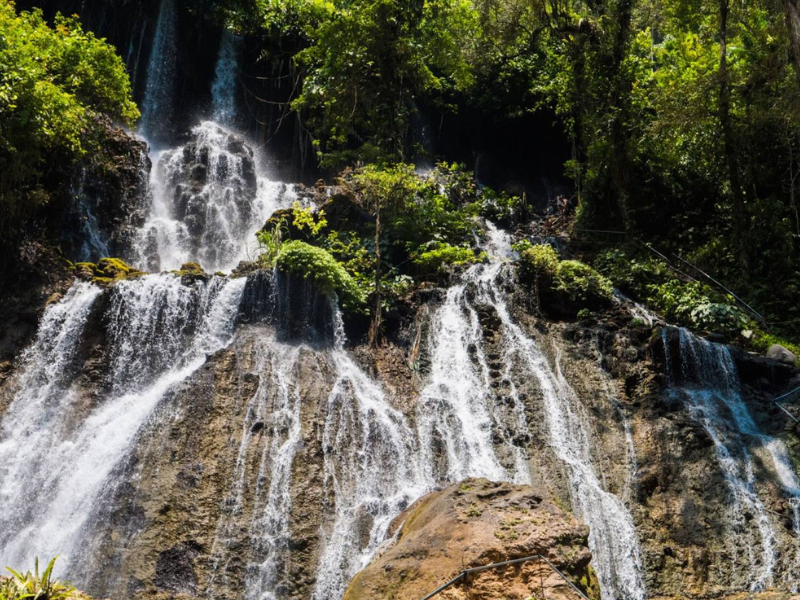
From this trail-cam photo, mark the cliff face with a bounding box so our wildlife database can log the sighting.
[1,262,799,600]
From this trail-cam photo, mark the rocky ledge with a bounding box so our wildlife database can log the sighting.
[343,478,599,600]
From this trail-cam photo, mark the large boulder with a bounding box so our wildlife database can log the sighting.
[343,478,599,600]
[766,344,797,367]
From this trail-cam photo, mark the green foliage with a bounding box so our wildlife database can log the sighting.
[257,217,289,267]
[288,0,477,164]
[749,332,800,365]
[513,241,559,284]
[0,557,85,600]
[555,260,613,306]
[412,241,481,274]
[291,201,328,236]
[595,248,751,337]
[276,240,366,311]
[514,241,611,312]
[0,1,139,239]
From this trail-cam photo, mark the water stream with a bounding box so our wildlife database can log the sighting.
[0,275,245,574]
[212,31,243,127]
[418,224,645,600]
[665,327,800,590]
[139,0,178,146]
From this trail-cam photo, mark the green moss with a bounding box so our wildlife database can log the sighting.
[276,240,366,312]
[73,258,146,286]
[179,262,204,273]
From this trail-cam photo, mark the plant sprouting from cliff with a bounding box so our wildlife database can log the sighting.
[292,201,328,236]
[257,217,289,267]
[342,163,421,345]
[0,557,84,600]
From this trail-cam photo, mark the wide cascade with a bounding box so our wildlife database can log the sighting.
[664,327,800,590]
[0,275,245,577]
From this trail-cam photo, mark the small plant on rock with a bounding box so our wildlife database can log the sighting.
[0,557,84,600]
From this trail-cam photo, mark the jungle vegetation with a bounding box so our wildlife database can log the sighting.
[5,0,800,350]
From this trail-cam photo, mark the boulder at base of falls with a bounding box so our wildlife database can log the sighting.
[342,478,600,600]
[766,343,798,366]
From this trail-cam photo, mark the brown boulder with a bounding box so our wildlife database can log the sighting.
[343,478,599,600]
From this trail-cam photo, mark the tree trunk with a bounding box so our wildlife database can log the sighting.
[719,0,749,273]
[368,210,382,347]
[786,0,800,91]
[608,0,635,230]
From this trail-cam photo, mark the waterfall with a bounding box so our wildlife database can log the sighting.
[211,31,242,127]
[139,0,178,146]
[135,121,292,273]
[0,275,245,577]
[206,333,303,600]
[312,307,426,600]
[418,223,645,600]
[665,327,800,590]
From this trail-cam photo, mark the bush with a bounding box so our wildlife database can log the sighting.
[413,242,481,274]
[0,3,139,239]
[749,332,800,364]
[555,260,613,306]
[513,241,559,284]
[595,247,752,338]
[276,240,366,312]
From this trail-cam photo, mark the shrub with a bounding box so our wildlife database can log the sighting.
[0,557,86,600]
[0,3,139,239]
[749,332,800,364]
[413,242,481,274]
[555,260,614,306]
[513,241,559,284]
[276,240,365,312]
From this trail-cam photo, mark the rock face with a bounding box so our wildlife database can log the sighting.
[343,478,598,600]
[60,115,151,261]
[2,259,800,600]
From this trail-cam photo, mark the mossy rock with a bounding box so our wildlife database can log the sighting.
[96,257,132,278]
[74,262,97,281]
[72,257,147,286]
[179,261,204,273]
[171,261,210,285]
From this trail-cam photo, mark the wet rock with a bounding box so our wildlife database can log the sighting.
[154,541,202,595]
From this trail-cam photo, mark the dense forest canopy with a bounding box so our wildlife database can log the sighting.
[5,0,800,347]
[198,0,800,346]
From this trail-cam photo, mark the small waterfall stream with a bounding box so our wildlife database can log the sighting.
[418,224,645,600]
[312,310,425,600]
[665,327,800,590]
[139,0,178,145]
[211,31,243,127]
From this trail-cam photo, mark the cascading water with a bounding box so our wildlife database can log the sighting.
[418,224,645,600]
[664,327,800,590]
[211,31,243,127]
[139,0,178,146]
[312,308,426,600]
[0,274,245,577]
[136,121,292,273]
